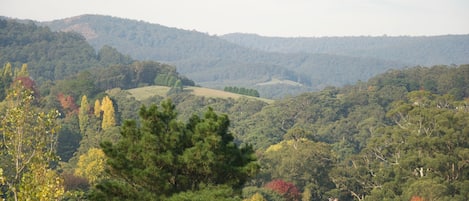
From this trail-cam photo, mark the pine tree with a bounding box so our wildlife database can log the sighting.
[90,100,258,200]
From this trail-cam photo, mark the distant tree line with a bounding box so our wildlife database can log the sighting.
[224,86,260,97]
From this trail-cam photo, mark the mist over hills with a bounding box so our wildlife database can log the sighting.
[42,15,469,98]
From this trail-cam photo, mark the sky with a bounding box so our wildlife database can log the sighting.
[1,0,468,37]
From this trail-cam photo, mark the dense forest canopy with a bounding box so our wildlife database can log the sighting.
[0,16,469,201]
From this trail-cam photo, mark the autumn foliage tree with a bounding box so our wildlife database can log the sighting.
[78,95,90,134]
[57,93,79,115]
[74,148,107,185]
[264,179,301,201]
[100,96,116,130]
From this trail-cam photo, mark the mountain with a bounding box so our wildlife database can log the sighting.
[42,15,410,98]
[221,33,469,66]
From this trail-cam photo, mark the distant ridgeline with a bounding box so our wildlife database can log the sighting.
[224,86,260,97]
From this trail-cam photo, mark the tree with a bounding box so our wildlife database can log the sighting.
[264,179,301,201]
[74,148,107,186]
[78,95,90,134]
[0,63,13,100]
[90,100,258,200]
[0,80,63,201]
[17,163,64,201]
[57,93,79,115]
[100,96,116,130]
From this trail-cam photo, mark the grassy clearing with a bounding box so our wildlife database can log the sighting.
[127,86,170,100]
[126,85,273,103]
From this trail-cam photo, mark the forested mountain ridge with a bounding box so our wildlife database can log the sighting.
[222,33,469,66]
[43,14,409,98]
[0,18,102,83]
[0,19,194,94]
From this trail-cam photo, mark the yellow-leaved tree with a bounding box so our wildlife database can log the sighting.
[74,148,107,185]
[101,96,116,130]
[0,78,64,201]
[78,95,90,134]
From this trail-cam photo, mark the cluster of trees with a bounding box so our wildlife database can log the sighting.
[230,64,469,200]
[224,86,260,97]
[0,67,64,200]
[0,64,259,200]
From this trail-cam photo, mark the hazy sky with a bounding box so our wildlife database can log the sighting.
[1,0,468,37]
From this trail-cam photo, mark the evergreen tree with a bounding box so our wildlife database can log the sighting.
[93,99,101,118]
[90,100,258,200]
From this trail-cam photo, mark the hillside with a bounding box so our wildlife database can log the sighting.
[42,15,410,98]
[0,18,102,83]
[126,85,273,103]
[221,33,469,66]
[0,19,195,102]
